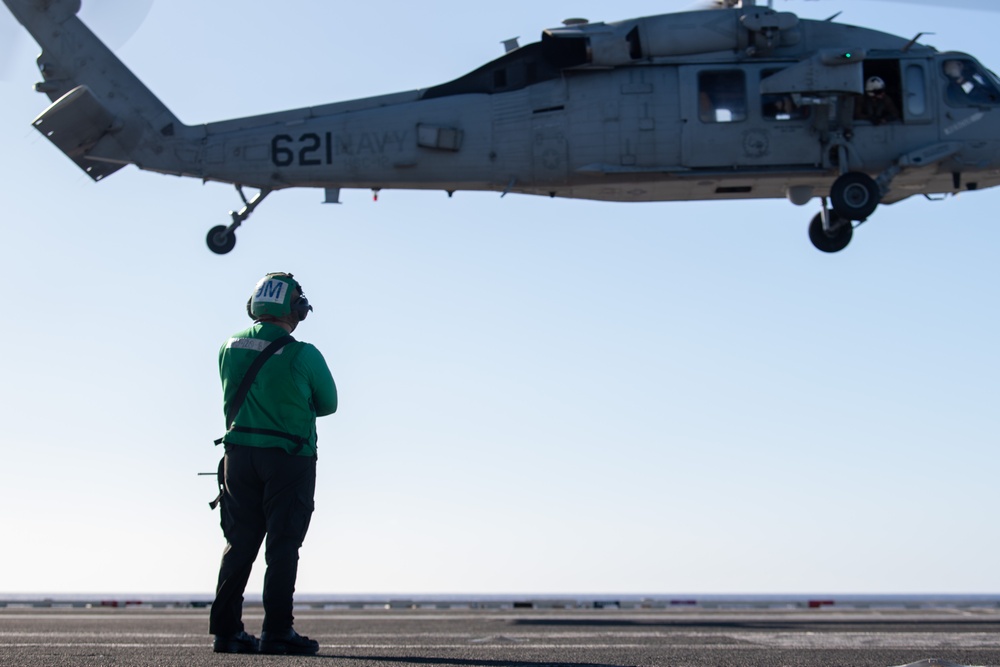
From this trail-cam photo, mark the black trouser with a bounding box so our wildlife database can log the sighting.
[209,445,316,636]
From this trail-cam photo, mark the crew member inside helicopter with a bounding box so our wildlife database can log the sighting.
[762,94,809,121]
[854,76,900,126]
[943,59,1000,105]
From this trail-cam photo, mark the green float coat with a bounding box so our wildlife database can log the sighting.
[219,322,337,457]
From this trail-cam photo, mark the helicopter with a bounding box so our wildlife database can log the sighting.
[2,0,999,254]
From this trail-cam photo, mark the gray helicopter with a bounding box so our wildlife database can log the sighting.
[3,0,999,253]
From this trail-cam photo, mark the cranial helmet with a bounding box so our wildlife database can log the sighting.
[865,76,886,93]
[944,60,963,79]
[247,272,313,321]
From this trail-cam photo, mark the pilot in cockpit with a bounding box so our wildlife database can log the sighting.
[944,59,1000,105]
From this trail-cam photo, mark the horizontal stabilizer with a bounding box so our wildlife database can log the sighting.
[31,84,124,181]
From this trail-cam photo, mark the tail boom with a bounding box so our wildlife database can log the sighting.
[3,0,196,180]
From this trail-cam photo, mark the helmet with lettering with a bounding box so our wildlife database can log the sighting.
[246,272,313,321]
[865,76,885,94]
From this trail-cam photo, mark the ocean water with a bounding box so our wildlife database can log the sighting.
[2,593,999,609]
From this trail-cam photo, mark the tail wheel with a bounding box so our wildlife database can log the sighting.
[809,212,853,253]
[206,225,236,255]
[830,172,880,221]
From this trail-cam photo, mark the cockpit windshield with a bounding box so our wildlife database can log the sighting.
[942,57,1000,106]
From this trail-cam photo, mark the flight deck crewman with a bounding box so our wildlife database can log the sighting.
[209,272,337,655]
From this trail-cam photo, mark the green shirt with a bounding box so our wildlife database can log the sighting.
[219,322,337,457]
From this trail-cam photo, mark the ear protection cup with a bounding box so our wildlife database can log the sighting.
[291,294,312,321]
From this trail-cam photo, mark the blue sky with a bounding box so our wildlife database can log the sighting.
[0,0,997,596]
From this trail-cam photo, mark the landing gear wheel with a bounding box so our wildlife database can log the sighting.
[830,172,880,221]
[809,212,853,253]
[206,225,236,255]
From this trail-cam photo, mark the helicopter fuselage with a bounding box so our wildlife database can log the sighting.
[176,10,1000,210]
[7,0,1000,252]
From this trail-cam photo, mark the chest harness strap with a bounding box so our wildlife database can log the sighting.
[210,335,308,509]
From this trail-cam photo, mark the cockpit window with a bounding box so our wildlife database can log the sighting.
[699,70,747,123]
[942,58,1000,106]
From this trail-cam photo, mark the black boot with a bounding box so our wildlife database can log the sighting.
[259,628,320,655]
[213,631,259,653]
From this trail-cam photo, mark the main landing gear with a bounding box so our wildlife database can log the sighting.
[830,172,880,221]
[808,171,880,253]
[206,186,272,255]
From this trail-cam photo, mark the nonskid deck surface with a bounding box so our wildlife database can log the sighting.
[1,606,999,667]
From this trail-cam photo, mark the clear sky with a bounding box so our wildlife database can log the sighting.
[0,0,997,596]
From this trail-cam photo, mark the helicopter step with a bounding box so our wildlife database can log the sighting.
[206,186,272,255]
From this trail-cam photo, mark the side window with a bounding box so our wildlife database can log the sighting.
[943,58,1000,106]
[904,64,927,116]
[699,70,747,123]
[761,69,810,121]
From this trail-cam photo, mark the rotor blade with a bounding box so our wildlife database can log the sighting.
[0,6,26,81]
[79,0,154,51]
[877,0,998,9]
[1,0,154,82]
[688,0,998,11]
[789,0,998,11]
